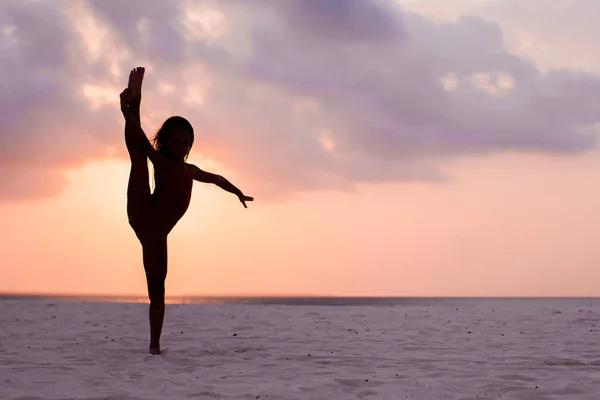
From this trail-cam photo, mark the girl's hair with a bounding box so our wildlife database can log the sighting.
[151,116,195,160]
[149,116,195,192]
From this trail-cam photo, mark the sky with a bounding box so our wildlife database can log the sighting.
[2,0,600,297]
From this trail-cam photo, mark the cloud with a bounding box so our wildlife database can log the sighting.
[398,0,600,73]
[0,1,125,196]
[1,0,600,202]
[0,166,69,203]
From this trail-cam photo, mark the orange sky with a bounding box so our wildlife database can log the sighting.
[2,0,600,297]
[3,151,600,297]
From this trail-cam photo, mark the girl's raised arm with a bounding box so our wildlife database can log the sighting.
[121,89,164,167]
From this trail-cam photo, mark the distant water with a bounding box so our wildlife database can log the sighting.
[1,294,600,307]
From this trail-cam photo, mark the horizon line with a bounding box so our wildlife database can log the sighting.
[2,292,600,299]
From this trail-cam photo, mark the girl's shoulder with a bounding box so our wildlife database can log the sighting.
[183,163,195,179]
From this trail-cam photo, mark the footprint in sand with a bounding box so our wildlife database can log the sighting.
[498,373,537,382]
[544,360,587,366]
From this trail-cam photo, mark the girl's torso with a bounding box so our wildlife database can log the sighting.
[149,162,194,233]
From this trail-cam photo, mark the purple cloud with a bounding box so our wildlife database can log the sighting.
[1,0,599,202]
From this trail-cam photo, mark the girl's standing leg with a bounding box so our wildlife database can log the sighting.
[142,237,168,354]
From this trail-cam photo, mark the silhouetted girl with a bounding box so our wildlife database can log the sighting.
[120,67,253,354]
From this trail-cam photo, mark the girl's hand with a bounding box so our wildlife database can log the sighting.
[238,194,254,208]
[120,88,135,108]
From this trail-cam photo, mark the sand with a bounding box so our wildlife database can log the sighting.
[1,298,600,399]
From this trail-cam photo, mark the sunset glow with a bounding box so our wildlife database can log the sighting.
[2,0,600,297]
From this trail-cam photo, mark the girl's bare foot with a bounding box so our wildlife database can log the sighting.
[149,346,161,355]
[127,66,145,101]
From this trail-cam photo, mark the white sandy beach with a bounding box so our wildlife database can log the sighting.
[2,298,600,400]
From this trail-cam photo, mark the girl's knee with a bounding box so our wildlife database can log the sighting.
[147,278,165,301]
[141,234,167,247]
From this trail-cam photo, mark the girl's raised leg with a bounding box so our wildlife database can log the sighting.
[124,67,150,233]
[127,67,144,122]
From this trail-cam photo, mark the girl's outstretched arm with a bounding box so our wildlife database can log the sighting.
[189,164,254,208]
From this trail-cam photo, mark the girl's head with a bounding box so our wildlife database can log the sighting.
[152,116,194,161]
